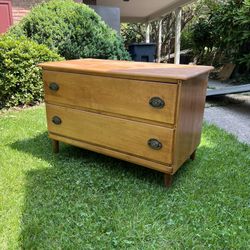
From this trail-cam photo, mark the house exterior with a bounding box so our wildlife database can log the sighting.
[0,0,104,33]
[0,0,83,32]
[0,0,193,64]
[0,0,13,33]
[1,0,43,27]
[0,0,44,33]
[0,0,119,34]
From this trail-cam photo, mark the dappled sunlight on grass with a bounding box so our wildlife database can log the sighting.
[0,106,249,249]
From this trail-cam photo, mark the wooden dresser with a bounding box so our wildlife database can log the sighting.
[39,59,213,187]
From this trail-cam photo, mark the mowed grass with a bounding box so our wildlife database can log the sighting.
[0,105,249,249]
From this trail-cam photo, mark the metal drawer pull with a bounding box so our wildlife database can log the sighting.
[148,138,162,150]
[49,82,59,91]
[149,97,165,109]
[52,116,62,125]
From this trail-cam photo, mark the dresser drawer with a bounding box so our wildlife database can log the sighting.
[43,71,178,124]
[46,104,174,164]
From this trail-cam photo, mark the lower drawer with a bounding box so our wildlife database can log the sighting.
[46,104,174,164]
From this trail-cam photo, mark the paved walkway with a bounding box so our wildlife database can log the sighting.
[204,80,250,144]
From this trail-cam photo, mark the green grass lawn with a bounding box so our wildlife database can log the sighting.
[0,105,249,249]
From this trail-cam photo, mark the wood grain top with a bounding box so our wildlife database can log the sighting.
[39,59,213,81]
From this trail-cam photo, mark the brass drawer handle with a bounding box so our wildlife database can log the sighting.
[148,138,162,150]
[52,116,62,125]
[49,82,59,91]
[149,97,165,109]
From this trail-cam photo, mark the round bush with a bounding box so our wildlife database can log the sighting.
[0,35,63,108]
[9,0,130,60]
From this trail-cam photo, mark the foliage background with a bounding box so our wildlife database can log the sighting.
[121,0,250,73]
[189,0,250,71]
[0,36,62,108]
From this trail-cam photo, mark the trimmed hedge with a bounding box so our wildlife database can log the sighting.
[0,35,63,108]
[9,0,130,60]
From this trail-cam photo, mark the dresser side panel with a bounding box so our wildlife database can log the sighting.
[172,73,208,173]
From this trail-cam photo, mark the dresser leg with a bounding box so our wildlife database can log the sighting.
[52,139,59,153]
[164,174,173,187]
[190,150,196,161]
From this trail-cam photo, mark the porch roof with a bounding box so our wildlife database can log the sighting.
[96,0,193,22]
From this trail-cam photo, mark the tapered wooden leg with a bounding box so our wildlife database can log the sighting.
[164,173,173,187]
[52,139,59,153]
[190,150,196,161]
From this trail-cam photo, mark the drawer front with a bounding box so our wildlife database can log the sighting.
[46,104,174,164]
[43,71,178,124]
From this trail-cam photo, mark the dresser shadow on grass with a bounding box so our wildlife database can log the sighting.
[10,132,200,248]
[11,132,189,186]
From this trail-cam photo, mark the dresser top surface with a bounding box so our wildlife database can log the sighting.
[39,59,213,81]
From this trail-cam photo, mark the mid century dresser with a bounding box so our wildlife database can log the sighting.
[39,59,213,187]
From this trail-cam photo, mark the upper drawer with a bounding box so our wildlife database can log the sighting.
[43,71,178,124]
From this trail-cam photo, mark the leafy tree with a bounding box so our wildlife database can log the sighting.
[190,0,250,70]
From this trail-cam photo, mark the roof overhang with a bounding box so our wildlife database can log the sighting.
[96,0,194,22]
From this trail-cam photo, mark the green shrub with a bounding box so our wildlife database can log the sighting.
[0,35,63,108]
[9,0,130,60]
[189,0,250,70]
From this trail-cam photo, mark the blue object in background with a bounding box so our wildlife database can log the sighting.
[128,43,156,62]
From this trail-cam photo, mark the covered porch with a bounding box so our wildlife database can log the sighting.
[84,0,194,64]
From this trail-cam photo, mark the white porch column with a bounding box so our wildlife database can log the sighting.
[145,22,150,43]
[157,19,163,63]
[174,7,182,64]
